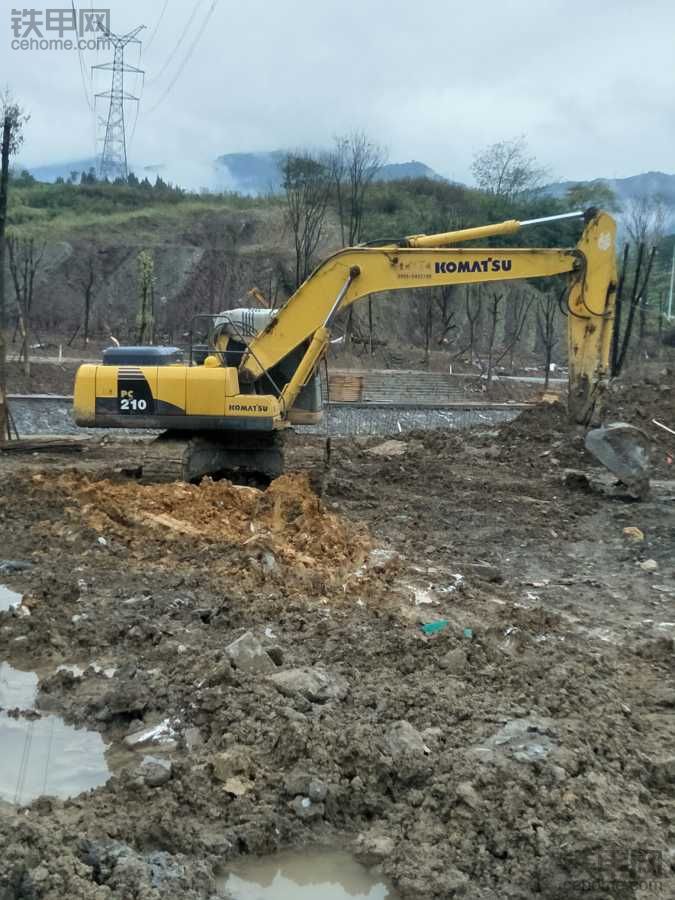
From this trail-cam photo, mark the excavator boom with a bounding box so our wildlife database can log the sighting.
[239,245,580,381]
[240,209,617,424]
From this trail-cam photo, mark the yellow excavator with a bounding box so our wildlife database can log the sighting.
[74,208,619,482]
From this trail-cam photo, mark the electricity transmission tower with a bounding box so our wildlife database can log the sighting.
[93,25,145,181]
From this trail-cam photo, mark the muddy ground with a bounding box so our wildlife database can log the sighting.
[0,384,673,899]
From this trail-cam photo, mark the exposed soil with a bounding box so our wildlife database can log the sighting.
[603,372,675,476]
[497,376,675,478]
[7,362,81,396]
[0,401,673,899]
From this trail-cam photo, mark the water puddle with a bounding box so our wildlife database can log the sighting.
[0,662,111,806]
[57,662,117,679]
[218,848,398,899]
[0,661,38,709]
[0,584,22,611]
[0,714,111,805]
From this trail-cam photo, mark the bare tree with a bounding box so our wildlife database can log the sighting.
[623,194,666,247]
[458,285,532,387]
[536,291,560,388]
[80,249,96,346]
[329,132,386,247]
[502,289,528,369]
[411,291,435,365]
[345,132,386,245]
[413,285,458,364]
[0,93,29,438]
[434,285,458,346]
[280,152,331,290]
[7,235,45,376]
[189,221,242,315]
[621,194,666,345]
[136,250,155,344]
[328,133,386,344]
[460,284,484,367]
[612,243,658,375]
[483,289,504,387]
[327,142,348,247]
[65,242,99,346]
[482,291,504,385]
[471,135,548,201]
[484,289,533,388]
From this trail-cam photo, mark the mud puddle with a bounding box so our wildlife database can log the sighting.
[0,584,22,611]
[218,849,399,899]
[0,662,111,806]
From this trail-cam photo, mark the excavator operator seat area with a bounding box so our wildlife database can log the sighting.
[101,346,184,366]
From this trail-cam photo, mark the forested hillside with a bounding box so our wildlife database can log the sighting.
[4,153,672,378]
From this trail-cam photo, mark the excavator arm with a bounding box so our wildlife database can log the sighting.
[241,209,617,425]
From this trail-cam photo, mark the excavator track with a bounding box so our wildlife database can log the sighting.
[140,432,285,484]
[140,438,189,483]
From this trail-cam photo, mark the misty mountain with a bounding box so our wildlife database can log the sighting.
[27,152,443,194]
[28,158,98,182]
[26,152,675,232]
[372,160,444,182]
[213,151,285,194]
[213,152,443,194]
[545,170,675,235]
[547,171,675,213]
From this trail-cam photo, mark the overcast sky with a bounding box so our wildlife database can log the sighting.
[4,0,675,188]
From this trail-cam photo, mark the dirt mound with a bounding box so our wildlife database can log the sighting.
[496,376,675,477]
[495,402,589,470]
[37,472,372,575]
[604,374,674,475]
[499,400,567,440]
[402,428,466,457]
[605,370,674,423]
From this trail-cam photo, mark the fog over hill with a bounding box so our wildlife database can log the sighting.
[546,171,675,207]
[27,152,443,194]
[25,152,675,233]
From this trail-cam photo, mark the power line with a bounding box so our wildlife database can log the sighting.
[146,0,218,114]
[146,0,204,86]
[89,5,98,157]
[14,719,34,806]
[144,0,170,51]
[127,93,142,156]
[72,1,93,111]
[42,716,56,797]
[127,41,145,159]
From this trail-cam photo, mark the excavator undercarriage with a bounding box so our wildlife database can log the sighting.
[140,431,285,484]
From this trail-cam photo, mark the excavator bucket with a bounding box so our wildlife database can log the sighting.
[584,423,650,498]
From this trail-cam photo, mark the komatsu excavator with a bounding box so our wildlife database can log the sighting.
[74,208,621,482]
